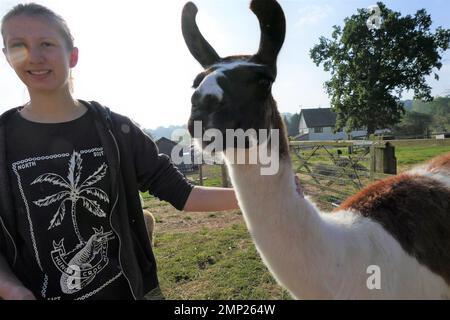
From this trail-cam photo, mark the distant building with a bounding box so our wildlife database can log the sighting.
[436,133,450,139]
[295,108,386,141]
[155,137,198,174]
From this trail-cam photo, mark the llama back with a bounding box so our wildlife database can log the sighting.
[336,152,450,289]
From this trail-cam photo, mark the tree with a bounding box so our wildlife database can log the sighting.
[391,111,433,137]
[433,113,450,132]
[310,2,450,136]
[32,151,109,244]
[287,113,301,137]
[409,96,450,133]
[143,129,154,140]
[430,96,450,116]
[428,96,450,132]
[282,115,291,134]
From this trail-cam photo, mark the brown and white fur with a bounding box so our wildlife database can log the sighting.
[182,0,450,299]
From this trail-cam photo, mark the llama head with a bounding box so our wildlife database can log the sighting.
[182,0,287,153]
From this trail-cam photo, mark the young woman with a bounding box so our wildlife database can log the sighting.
[0,3,240,300]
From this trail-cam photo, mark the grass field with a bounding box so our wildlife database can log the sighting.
[396,145,450,170]
[142,144,449,300]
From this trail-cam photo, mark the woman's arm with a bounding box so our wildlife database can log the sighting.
[182,175,304,212]
[0,253,36,300]
[183,187,239,212]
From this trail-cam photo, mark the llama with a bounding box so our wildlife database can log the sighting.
[143,210,155,246]
[181,0,450,299]
[140,194,155,246]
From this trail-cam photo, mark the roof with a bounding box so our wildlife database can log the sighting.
[300,108,336,128]
[156,137,179,156]
[156,136,178,147]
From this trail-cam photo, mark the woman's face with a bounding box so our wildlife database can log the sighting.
[2,14,78,94]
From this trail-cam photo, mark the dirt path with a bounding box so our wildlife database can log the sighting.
[144,200,244,234]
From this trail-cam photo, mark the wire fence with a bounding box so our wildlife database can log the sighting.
[290,141,395,209]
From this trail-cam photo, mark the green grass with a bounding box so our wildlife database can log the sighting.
[185,165,225,187]
[395,145,450,169]
[153,223,291,300]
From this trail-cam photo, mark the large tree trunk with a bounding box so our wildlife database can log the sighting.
[366,122,376,137]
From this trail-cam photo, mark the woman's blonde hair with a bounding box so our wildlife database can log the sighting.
[1,3,74,51]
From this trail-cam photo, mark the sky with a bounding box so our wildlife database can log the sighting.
[0,0,449,130]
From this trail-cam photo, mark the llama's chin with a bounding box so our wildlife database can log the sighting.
[192,135,263,166]
[192,138,206,152]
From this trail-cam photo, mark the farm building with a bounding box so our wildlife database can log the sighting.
[155,137,198,174]
[295,108,387,141]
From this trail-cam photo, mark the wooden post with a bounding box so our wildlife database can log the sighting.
[371,142,397,175]
[221,164,229,188]
[384,142,397,174]
[199,163,204,186]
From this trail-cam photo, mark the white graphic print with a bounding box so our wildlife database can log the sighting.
[32,151,109,244]
[32,151,113,294]
[51,227,115,294]
[12,148,120,297]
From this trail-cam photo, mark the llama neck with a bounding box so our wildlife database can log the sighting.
[224,152,298,216]
[224,151,336,298]
[224,153,316,234]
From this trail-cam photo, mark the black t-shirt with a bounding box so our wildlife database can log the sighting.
[6,109,133,300]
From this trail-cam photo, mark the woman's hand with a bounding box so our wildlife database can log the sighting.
[184,175,305,212]
[1,284,36,300]
[0,254,36,300]
[294,175,304,198]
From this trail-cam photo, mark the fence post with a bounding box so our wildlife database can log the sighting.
[371,142,397,175]
[221,164,230,188]
[199,164,204,186]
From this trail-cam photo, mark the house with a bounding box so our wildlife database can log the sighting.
[436,133,450,139]
[296,108,385,141]
[155,137,198,174]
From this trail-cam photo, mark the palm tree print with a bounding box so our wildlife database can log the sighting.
[32,151,109,244]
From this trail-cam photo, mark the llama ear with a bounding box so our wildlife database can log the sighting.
[250,0,286,77]
[182,2,221,68]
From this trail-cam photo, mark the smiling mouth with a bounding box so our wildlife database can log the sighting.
[27,70,51,76]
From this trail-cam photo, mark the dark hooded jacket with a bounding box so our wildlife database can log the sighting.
[0,100,194,299]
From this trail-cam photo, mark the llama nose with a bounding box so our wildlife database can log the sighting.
[192,92,220,110]
[203,94,220,106]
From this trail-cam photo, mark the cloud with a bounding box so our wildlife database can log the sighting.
[294,4,333,29]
